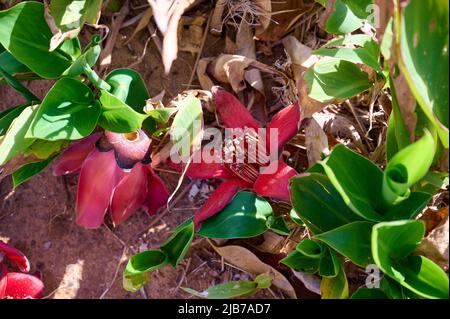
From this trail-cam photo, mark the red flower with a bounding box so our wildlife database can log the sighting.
[53,130,170,229]
[0,241,44,299]
[180,87,301,228]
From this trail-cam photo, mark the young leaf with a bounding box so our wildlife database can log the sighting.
[0,50,30,75]
[12,156,56,188]
[160,219,195,267]
[315,221,374,267]
[0,2,71,78]
[27,78,101,141]
[266,216,290,236]
[320,144,384,221]
[170,95,203,158]
[49,0,102,33]
[197,191,273,239]
[372,220,449,299]
[0,105,37,165]
[320,259,348,299]
[0,66,39,103]
[313,35,381,72]
[0,104,28,136]
[296,239,325,259]
[304,58,373,103]
[64,35,102,77]
[290,173,364,234]
[98,90,148,133]
[397,0,449,147]
[105,68,150,112]
[280,250,320,274]
[319,247,340,278]
[351,288,388,299]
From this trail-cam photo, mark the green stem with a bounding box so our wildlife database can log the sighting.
[82,65,111,92]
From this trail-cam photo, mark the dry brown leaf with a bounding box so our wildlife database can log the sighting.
[255,0,305,42]
[148,0,199,74]
[282,35,325,119]
[292,271,321,295]
[253,231,285,254]
[0,154,41,182]
[417,216,449,271]
[126,7,153,44]
[421,206,449,235]
[391,71,417,142]
[210,0,227,35]
[178,16,206,55]
[304,117,329,167]
[196,57,216,90]
[210,242,297,298]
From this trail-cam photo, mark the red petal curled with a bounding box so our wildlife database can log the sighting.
[52,133,102,176]
[253,160,297,201]
[0,241,30,272]
[110,163,148,225]
[143,167,170,216]
[76,149,123,229]
[212,86,260,130]
[193,179,250,229]
[266,102,301,151]
[2,273,44,299]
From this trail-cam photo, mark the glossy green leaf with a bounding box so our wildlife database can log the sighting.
[0,105,37,165]
[280,250,319,273]
[145,108,177,123]
[49,0,102,33]
[320,259,348,299]
[315,221,374,267]
[320,0,373,35]
[319,247,340,278]
[304,58,373,103]
[382,131,436,206]
[397,0,449,147]
[0,104,28,136]
[0,2,71,78]
[290,173,363,234]
[313,35,381,72]
[25,139,67,160]
[170,95,203,158]
[351,288,388,299]
[372,220,449,299]
[198,191,273,239]
[0,66,39,103]
[266,216,290,236]
[0,50,30,75]
[320,144,384,221]
[64,35,101,77]
[12,155,56,188]
[296,239,325,259]
[384,191,430,220]
[182,274,272,299]
[105,68,150,112]
[27,78,101,141]
[98,90,148,133]
[160,219,195,267]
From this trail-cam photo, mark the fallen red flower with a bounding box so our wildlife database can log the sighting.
[53,130,170,229]
[178,86,301,228]
[0,241,44,299]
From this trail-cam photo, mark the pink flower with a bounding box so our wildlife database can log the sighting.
[53,130,170,229]
[0,241,44,299]
[173,87,301,229]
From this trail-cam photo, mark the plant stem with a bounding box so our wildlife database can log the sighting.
[82,65,111,92]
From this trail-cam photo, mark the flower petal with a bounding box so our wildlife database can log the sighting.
[266,102,300,151]
[193,179,250,229]
[110,163,148,226]
[212,86,260,130]
[52,133,102,176]
[143,167,170,216]
[253,160,297,201]
[0,241,30,272]
[2,273,44,299]
[0,263,7,299]
[76,149,122,229]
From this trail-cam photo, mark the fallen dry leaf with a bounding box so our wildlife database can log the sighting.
[126,7,154,44]
[178,16,207,56]
[292,271,321,296]
[210,241,297,298]
[304,117,329,166]
[418,216,449,271]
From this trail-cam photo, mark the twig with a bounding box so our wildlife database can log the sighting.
[99,246,128,299]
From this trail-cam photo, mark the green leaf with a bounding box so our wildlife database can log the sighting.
[49,0,102,33]
[0,104,28,136]
[64,35,101,77]
[296,239,325,259]
[382,131,436,206]
[320,259,348,299]
[384,192,431,220]
[0,105,37,165]
[320,144,384,221]
[313,35,381,72]
[351,288,388,299]
[145,108,178,123]
[315,221,374,267]
[12,155,56,188]
[290,173,363,234]
[372,220,449,299]
[105,68,150,112]
[27,78,101,141]
[0,66,39,103]
[198,191,273,239]
[0,2,71,78]
[170,95,203,158]
[321,0,373,35]
[181,274,272,299]
[280,250,319,273]
[266,216,290,236]
[25,139,67,160]
[0,50,30,75]
[397,0,449,147]
[161,219,195,267]
[304,58,373,103]
[98,89,148,133]
[319,247,340,278]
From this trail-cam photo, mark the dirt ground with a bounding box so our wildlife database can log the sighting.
[0,7,287,299]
